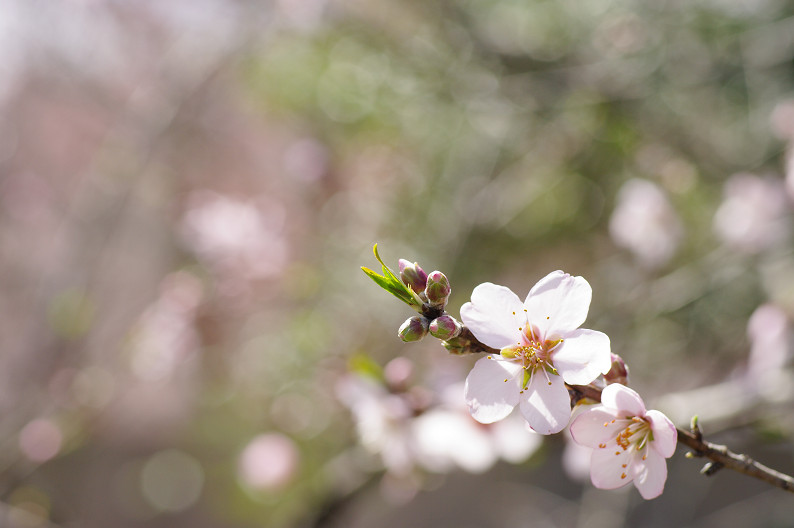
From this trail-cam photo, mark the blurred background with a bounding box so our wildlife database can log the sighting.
[2,0,794,526]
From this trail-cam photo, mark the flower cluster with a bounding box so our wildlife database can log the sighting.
[361,250,680,500]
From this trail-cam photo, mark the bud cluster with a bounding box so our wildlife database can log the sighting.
[396,259,460,344]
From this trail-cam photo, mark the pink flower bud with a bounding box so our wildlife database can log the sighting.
[398,259,428,294]
[424,271,451,307]
[429,315,462,340]
[398,315,429,342]
[604,353,629,386]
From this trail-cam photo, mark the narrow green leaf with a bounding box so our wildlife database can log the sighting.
[363,244,424,310]
[362,266,414,304]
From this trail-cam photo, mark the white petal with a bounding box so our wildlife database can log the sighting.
[523,271,592,339]
[632,450,668,499]
[460,283,525,349]
[600,383,646,417]
[464,357,522,423]
[590,446,634,490]
[518,371,571,434]
[569,406,625,448]
[554,329,612,386]
[646,410,678,458]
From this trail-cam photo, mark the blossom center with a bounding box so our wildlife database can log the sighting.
[598,415,653,479]
[499,322,563,389]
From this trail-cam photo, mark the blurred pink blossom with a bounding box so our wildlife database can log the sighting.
[128,272,202,382]
[336,373,542,476]
[19,418,62,463]
[336,374,416,475]
[713,173,790,253]
[770,100,794,141]
[238,433,300,491]
[609,179,683,268]
[412,383,541,474]
[747,303,790,385]
[180,191,288,281]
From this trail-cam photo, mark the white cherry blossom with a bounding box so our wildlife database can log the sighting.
[569,383,677,500]
[461,271,612,434]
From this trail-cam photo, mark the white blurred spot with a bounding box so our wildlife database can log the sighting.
[140,449,204,513]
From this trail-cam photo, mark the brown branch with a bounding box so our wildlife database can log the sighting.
[676,426,794,493]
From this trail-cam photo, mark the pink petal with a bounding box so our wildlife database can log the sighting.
[518,371,571,434]
[523,271,592,339]
[590,446,634,490]
[632,450,668,499]
[553,329,612,386]
[569,406,625,447]
[600,383,646,417]
[460,283,525,350]
[646,410,677,458]
[464,356,522,423]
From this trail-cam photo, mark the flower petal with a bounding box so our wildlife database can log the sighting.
[518,371,571,434]
[569,406,625,447]
[464,357,522,423]
[600,383,646,417]
[632,449,668,499]
[646,410,677,458]
[523,271,592,339]
[461,283,525,349]
[590,446,634,490]
[554,329,612,386]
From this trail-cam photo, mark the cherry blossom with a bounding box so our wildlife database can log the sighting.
[461,271,612,434]
[609,179,683,269]
[569,383,677,500]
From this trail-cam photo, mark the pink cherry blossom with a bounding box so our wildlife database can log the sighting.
[461,271,612,434]
[569,383,677,500]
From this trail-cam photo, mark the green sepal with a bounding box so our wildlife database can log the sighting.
[522,369,531,390]
[362,244,423,310]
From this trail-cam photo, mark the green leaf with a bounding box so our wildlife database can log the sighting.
[361,244,423,309]
[361,266,413,304]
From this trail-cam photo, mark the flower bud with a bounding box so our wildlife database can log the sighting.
[604,353,629,386]
[424,271,451,307]
[398,315,429,342]
[398,259,428,293]
[429,315,462,340]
